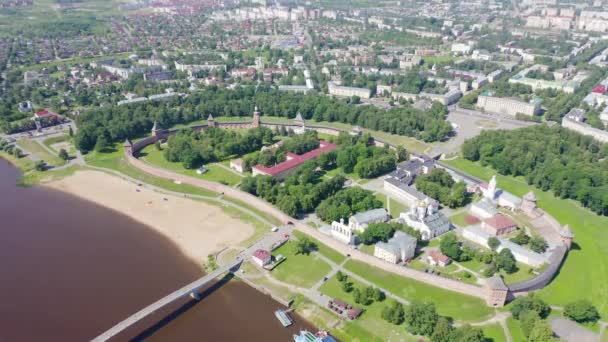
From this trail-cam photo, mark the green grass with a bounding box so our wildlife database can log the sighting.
[449,210,472,228]
[444,157,608,318]
[17,139,66,167]
[319,275,418,342]
[500,263,536,285]
[482,323,507,342]
[0,150,82,186]
[292,230,346,264]
[374,192,408,218]
[506,317,526,342]
[139,145,243,186]
[344,260,494,322]
[42,134,69,148]
[270,241,332,288]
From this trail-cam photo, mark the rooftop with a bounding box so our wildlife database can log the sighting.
[253,141,337,177]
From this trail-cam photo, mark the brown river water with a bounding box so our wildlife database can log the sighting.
[0,159,314,341]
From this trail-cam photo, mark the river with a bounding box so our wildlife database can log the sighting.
[0,159,314,341]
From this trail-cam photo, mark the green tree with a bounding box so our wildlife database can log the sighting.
[12,147,22,158]
[68,126,74,137]
[381,300,405,325]
[58,148,69,161]
[520,309,540,338]
[341,280,353,293]
[34,160,46,171]
[510,294,551,319]
[488,237,501,251]
[430,317,453,342]
[449,324,485,342]
[496,248,517,273]
[440,233,461,260]
[373,288,386,302]
[529,236,547,253]
[510,231,530,245]
[528,319,557,342]
[94,135,109,152]
[336,271,347,282]
[293,237,316,255]
[404,301,439,336]
[564,300,600,323]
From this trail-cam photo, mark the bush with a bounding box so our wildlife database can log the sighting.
[510,294,550,320]
[564,300,600,323]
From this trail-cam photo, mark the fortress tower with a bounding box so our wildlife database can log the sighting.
[207,114,216,128]
[252,106,261,128]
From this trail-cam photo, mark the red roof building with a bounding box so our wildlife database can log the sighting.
[481,213,517,236]
[33,109,61,121]
[427,250,452,267]
[592,85,606,94]
[252,141,337,180]
[252,249,271,266]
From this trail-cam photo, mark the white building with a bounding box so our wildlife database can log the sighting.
[470,198,498,220]
[328,82,371,99]
[330,219,357,245]
[562,108,608,143]
[349,208,389,232]
[477,94,541,117]
[462,226,548,267]
[399,200,451,240]
[374,231,417,264]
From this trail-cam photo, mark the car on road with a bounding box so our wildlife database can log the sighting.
[271,226,279,232]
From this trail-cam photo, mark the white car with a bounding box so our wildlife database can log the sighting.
[271,226,279,232]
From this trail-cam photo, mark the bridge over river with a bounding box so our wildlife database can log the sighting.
[91,259,242,342]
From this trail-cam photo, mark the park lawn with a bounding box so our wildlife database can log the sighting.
[139,145,243,186]
[506,317,526,342]
[17,139,66,167]
[344,260,494,322]
[444,158,608,318]
[292,230,346,265]
[358,244,375,256]
[270,241,332,289]
[482,323,507,342]
[458,259,489,274]
[319,275,419,342]
[42,134,70,149]
[374,192,408,218]
[449,210,472,228]
[499,263,536,285]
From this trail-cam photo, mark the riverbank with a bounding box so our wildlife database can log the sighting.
[46,170,255,268]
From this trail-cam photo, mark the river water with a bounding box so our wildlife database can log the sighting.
[0,159,314,341]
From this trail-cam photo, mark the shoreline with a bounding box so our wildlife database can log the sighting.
[44,170,255,269]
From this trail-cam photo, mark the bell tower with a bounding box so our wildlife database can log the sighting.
[252,106,261,128]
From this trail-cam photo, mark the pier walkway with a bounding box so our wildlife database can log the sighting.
[91,259,242,342]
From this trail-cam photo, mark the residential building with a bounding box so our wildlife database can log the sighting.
[477,93,541,117]
[562,108,608,143]
[328,82,371,99]
[374,231,417,264]
[427,250,452,267]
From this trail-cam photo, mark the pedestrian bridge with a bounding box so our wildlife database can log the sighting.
[91,259,242,342]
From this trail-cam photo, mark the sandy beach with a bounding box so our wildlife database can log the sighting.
[45,170,254,267]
